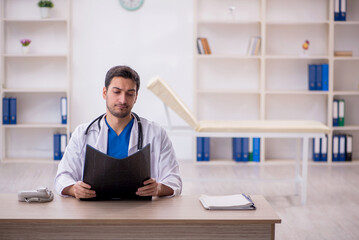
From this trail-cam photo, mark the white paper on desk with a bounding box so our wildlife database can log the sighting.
[199,194,255,210]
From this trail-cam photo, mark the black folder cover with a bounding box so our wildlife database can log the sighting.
[82,144,151,200]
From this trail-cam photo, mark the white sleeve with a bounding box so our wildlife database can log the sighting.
[157,128,182,196]
[54,126,86,197]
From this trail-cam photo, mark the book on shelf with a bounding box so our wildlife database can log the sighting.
[308,64,329,91]
[196,137,210,161]
[9,98,17,124]
[233,137,260,162]
[199,194,256,210]
[338,99,345,126]
[54,133,67,161]
[334,0,347,21]
[196,37,211,55]
[247,36,261,56]
[313,136,327,162]
[334,51,352,57]
[61,97,67,124]
[2,98,10,124]
[332,134,352,162]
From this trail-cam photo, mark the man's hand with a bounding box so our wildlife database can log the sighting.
[62,181,96,199]
[136,178,173,197]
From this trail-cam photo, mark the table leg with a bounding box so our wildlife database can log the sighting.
[301,137,309,205]
[295,138,301,195]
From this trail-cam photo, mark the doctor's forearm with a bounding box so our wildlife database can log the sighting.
[158,183,174,197]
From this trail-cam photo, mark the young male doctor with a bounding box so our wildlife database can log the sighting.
[54,65,182,199]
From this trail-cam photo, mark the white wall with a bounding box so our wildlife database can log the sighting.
[71,0,194,159]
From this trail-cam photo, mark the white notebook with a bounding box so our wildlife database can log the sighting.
[199,194,256,210]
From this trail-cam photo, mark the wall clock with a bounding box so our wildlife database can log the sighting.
[119,0,144,11]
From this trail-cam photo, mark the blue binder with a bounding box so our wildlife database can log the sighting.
[61,97,67,124]
[332,135,339,162]
[340,0,346,21]
[9,98,17,124]
[60,134,67,158]
[253,138,260,162]
[233,138,242,162]
[321,64,329,91]
[54,134,61,160]
[321,136,327,162]
[333,99,339,126]
[316,64,323,90]
[2,98,10,124]
[196,137,203,161]
[308,64,316,91]
[242,138,249,162]
[203,137,210,161]
[313,137,320,161]
[334,0,340,21]
[339,135,346,161]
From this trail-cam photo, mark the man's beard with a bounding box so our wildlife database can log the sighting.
[107,102,131,119]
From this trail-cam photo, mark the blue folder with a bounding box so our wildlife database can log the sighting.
[313,138,321,162]
[321,136,328,162]
[242,138,249,162]
[308,64,316,91]
[233,138,242,162]
[339,135,346,161]
[333,99,339,127]
[54,134,61,160]
[196,137,203,161]
[316,64,323,90]
[253,138,260,162]
[321,64,329,91]
[203,137,210,161]
[332,135,339,162]
[9,98,16,124]
[2,98,10,124]
[340,0,346,21]
[61,97,67,124]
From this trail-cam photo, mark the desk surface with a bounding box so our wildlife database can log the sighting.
[0,194,281,225]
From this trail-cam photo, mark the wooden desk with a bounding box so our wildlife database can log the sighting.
[0,194,281,240]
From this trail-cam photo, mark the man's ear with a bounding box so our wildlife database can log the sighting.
[102,87,107,100]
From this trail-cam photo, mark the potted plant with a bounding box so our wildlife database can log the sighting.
[38,0,54,19]
[20,39,31,54]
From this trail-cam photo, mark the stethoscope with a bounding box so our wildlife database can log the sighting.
[84,112,143,150]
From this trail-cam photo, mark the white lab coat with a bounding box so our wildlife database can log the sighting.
[54,114,182,197]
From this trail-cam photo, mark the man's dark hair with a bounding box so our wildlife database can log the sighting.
[105,65,140,92]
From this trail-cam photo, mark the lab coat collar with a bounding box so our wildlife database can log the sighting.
[94,115,108,154]
[128,113,140,155]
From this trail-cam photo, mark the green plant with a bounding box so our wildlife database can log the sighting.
[38,0,54,8]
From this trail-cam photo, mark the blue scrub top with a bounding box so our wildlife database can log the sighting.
[105,117,134,159]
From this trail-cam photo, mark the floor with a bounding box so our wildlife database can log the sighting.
[0,160,358,240]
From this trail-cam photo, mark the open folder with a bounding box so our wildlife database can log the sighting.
[82,144,151,200]
[199,194,256,210]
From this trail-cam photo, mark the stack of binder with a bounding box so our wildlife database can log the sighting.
[233,138,260,162]
[2,98,17,124]
[196,137,210,161]
[54,134,67,161]
[332,134,352,161]
[333,99,345,127]
[334,0,347,21]
[312,136,328,162]
[308,64,329,91]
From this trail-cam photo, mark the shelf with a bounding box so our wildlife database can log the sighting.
[334,21,359,25]
[2,123,68,129]
[197,89,260,94]
[198,20,260,25]
[3,18,68,23]
[332,126,359,131]
[334,57,359,61]
[197,54,260,60]
[2,88,68,93]
[3,54,67,58]
[266,21,329,25]
[333,91,359,96]
[266,55,329,60]
[266,90,328,95]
